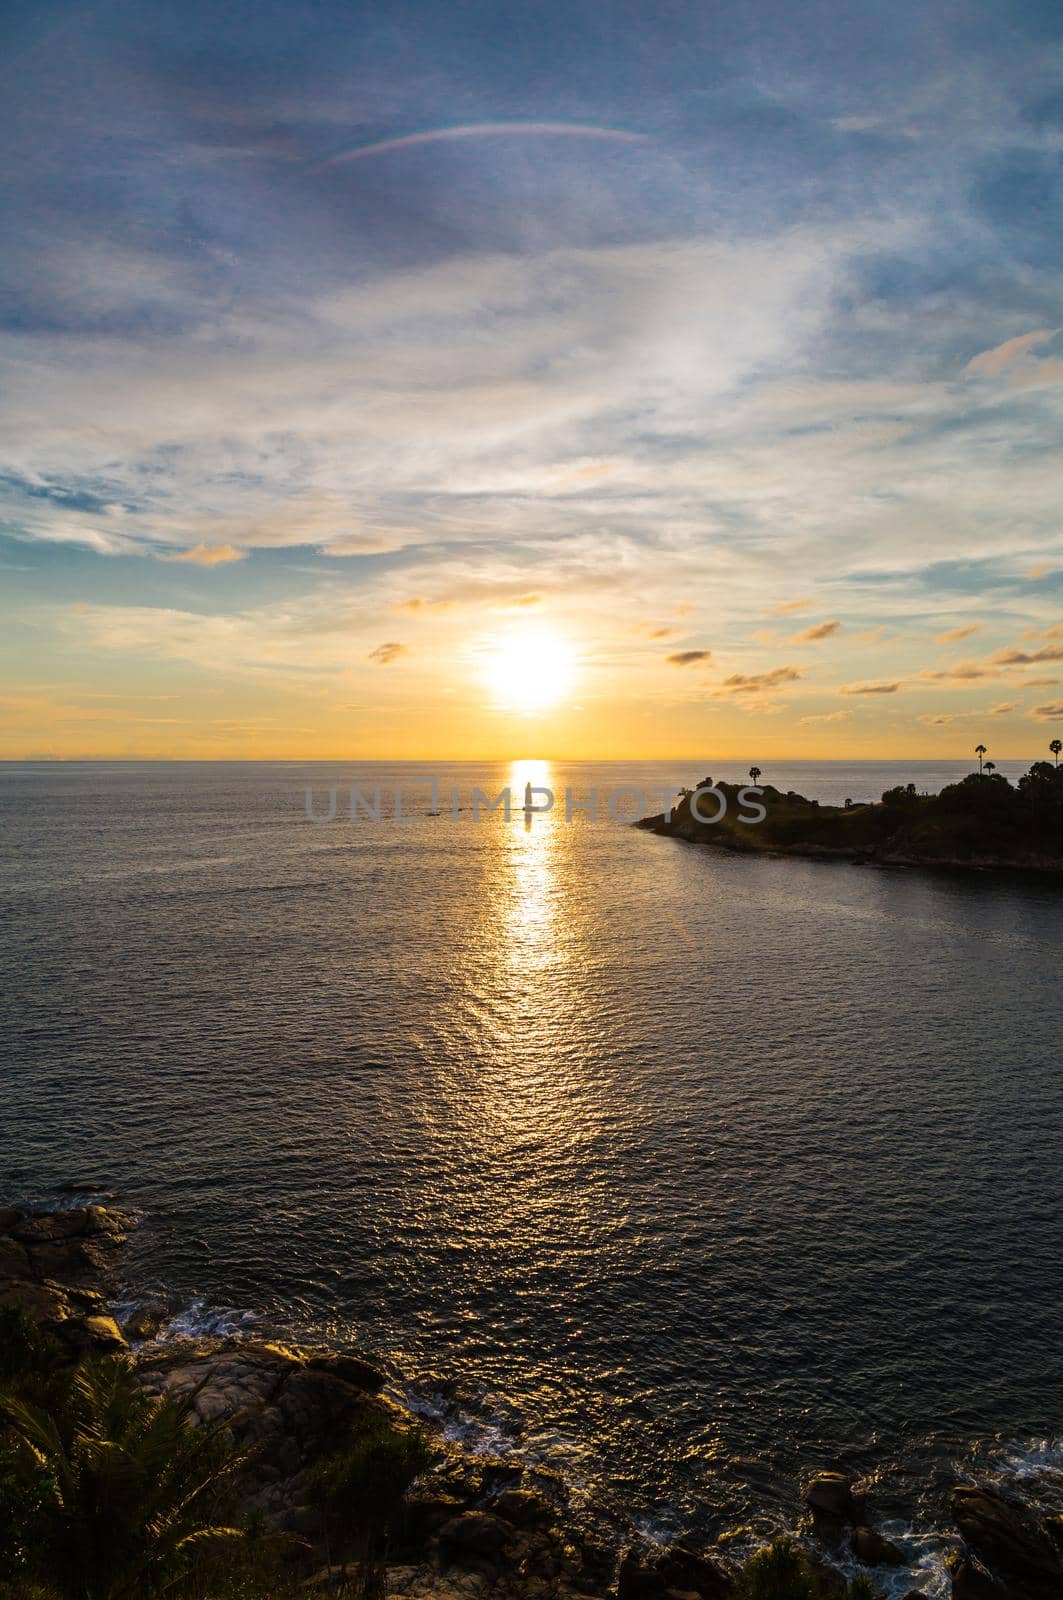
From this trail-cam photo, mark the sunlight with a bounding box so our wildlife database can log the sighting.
[482,628,576,713]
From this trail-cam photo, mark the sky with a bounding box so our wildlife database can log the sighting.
[1,0,1062,760]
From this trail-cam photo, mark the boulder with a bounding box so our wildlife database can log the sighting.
[306,1350,387,1392]
[137,1340,387,1532]
[0,1236,33,1279]
[804,1472,864,1525]
[851,1526,905,1567]
[438,1510,512,1560]
[492,1487,557,1530]
[946,1550,1004,1599]
[950,1484,1063,1599]
[82,1314,129,1352]
[121,1303,170,1342]
[0,1206,24,1233]
[0,1277,76,1329]
[617,1543,732,1600]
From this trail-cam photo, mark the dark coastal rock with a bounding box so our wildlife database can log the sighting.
[851,1525,905,1566]
[121,1302,171,1341]
[0,1205,24,1232]
[803,1471,865,1526]
[949,1484,1063,1599]
[306,1349,387,1392]
[437,1510,513,1560]
[137,1339,423,1533]
[492,1486,557,1529]
[946,1549,1004,1598]
[617,1542,733,1600]
[0,1235,33,1279]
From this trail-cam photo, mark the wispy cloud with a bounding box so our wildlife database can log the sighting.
[935,623,980,643]
[168,543,247,567]
[839,680,901,695]
[792,619,841,642]
[667,649,712,666]
[368,641,408,665]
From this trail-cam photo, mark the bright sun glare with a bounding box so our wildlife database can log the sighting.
[483,629,576,713]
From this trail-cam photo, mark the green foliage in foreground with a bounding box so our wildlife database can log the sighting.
[0,1336,247,1600]
[308,1418,433,1596]
[734,1539,878,1600]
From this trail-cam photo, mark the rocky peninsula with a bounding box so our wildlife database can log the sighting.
[2,1202,1061,1599]
[636,762,1063,875]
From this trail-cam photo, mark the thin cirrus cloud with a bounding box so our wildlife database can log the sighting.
[838,681,901,695]
[318,122,649,167]
[1029,702,1063,720]
[935,623,981,643]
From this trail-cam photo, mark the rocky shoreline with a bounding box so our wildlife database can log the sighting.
[2,1201,1061,1599]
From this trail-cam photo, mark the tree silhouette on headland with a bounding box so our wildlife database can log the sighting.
[1051,738,1062,768]
[985,760,996,775]
[749,765,762,785]
[975,743,987,773]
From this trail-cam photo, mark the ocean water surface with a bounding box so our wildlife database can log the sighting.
[1,759,1061,1585]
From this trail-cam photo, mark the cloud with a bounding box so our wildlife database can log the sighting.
[169,543,246,567]
[919,661,997,681]
[667,649,713,666]
[391,596,454,614]
[1029,703,1063,721]
[718,666,802,694]
[1023,676,1060,687]
[839,680,901,695]
[368,641,407,665]
[987,702,1020,716]
[1026,562,1054,580]
[799,709,852,724]
[991,644,1063,666]
[769,598,813,615]
[965,329,1063,386]
[792,619,841,642]
[918,714,956,725]
[935,623,980,643]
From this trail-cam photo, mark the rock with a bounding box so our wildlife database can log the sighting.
[950,1485,1063,1599]
[122,1303,170,1341]
[492,1487,557,1530]
[82,1314,128,1352]
[306,1351,387,1392]
[851,1526,905,1567]
[946,1550,1003,1599]
[0,1236,33,1279]
[10,1205,126,1247]
[0,1206,24,1233]
[29,1237,113,1280]
[438,1511,512,1560]
[0,1277,76,1329]
[617,1544,732,1600]
[137,1340,386,1533]
[804,1472,864,1525]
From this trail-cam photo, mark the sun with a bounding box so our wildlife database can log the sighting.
[482,628,576,713]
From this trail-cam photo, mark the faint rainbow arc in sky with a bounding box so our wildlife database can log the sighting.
[320,122,649,166]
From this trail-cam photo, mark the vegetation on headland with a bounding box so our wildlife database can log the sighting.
[639,757,1063,872]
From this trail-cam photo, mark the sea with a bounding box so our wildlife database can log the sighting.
[1,758,1061,1597]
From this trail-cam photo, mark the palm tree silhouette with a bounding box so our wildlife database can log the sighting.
[984,760,996,775]
[1051,738,1062,767]
[748,765,762,785]
[975,743,987,773]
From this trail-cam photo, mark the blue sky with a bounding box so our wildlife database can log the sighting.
[1,0,1061,756]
